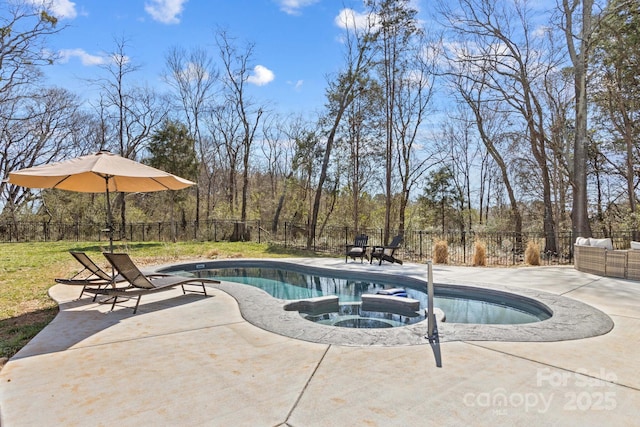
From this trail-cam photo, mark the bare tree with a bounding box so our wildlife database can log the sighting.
[163,46,218,226]
[1,88,83,218]
[393,32,439,237]
[261,113,297,232]
[440,0,560,252]
[0,0,63,106]
[558,0,598,239]
[340,77,382,232]
[290,124,322,230]
[367,0,421,243]
[90,37,169,232]
[215,30,266,239]
[544,64,575,233]
[206,101,242,215]
[307,10,377,249]
[452,68,524,239]
[440,105,485,232]
[0,1,77,219]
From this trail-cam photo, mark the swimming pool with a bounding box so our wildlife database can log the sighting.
[157,259,614,345]
[163,263,551,325]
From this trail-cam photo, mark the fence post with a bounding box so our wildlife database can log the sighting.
[569,230,573,263]
[462,230,466,265]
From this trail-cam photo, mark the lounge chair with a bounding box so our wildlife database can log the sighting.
[346,234,369,263]
[370,235,403,265]
[55,252,124,299]
[84,253,220,314]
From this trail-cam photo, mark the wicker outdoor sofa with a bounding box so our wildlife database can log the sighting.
[574,237,640,280]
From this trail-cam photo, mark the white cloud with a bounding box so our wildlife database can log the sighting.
[247,65,275,86]
[58,48,106,66]
[277,0,319,15]
[334,8,373,31]
[144,0,187,24]
[287,79,303,91]
[27,0,77,19]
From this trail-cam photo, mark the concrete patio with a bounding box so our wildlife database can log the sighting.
[0,258,638,426]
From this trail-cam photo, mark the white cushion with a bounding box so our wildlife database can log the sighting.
[575,237,590,246]
[590,238,613,250]
[630,241,640,250]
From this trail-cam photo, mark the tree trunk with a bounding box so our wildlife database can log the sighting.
[563,0,594,239]
[307,129,337,249]
[272,173,292,233]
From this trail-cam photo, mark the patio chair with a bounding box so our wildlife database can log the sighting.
[346,234,369,263]
[370,235,404,265]
[55,252,124,299]
[84,253,220,314]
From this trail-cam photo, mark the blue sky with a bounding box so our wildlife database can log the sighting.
[38,0,390,116]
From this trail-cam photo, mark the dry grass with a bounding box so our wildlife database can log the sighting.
[434,240,448,264]
[473,241,487,266]
[525,241,541,266]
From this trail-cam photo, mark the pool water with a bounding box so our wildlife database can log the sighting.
[183,266,551,325]
[302,303,423,328]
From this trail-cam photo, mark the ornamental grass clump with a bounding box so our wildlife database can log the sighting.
[434,240,448,264]
[473,241,487,266]
[525,241,541,266]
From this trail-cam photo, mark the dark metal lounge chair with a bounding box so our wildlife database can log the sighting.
[84,252,220,314]
[55,252,124,299]
[346,234,369,263]
[370,235,404,265]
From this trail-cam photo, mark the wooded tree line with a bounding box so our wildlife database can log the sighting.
[1,0,638,251]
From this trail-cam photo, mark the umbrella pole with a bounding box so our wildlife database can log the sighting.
[105,177,114,254]
[100,177,127,305]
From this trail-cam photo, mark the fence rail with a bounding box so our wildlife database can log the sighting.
[3,219,630,266]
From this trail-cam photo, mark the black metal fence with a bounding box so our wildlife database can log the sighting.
[0,220,264,245]
[278,225,577,266]
[1,219,612,266]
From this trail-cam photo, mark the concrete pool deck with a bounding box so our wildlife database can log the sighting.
[1,258,639,426]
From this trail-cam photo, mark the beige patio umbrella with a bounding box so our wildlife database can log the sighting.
[7,151,195,250]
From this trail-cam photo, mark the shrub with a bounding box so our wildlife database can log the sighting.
[434,240,448,264]
[525,241,540,266]
[473,241,486,266]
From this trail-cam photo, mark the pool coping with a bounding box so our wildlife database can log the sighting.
[157,259,614,346]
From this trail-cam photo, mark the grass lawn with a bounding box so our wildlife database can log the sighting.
[0,240,316,368]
